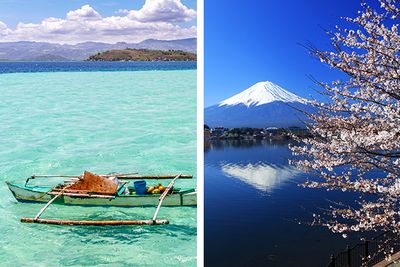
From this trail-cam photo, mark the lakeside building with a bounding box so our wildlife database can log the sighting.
[210,126,226,139]
[205,126,311,141]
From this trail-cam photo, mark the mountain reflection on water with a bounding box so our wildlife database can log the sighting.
[205,139,362,267]
[221,162,299,192]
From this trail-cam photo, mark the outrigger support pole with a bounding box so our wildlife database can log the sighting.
[117,174,192,180]
[24,172,140,186]
[21,218,169,226]
[30,184,74,221]
[25,175,82,186]
[152,174,182,222]
[33,193,62,220]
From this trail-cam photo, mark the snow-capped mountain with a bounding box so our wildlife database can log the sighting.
[219,81,307,107]
[205,81,311,128]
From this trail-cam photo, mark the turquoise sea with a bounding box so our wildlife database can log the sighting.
[0,63,197,266]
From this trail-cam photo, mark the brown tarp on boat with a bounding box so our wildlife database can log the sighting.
[67,171,118,195]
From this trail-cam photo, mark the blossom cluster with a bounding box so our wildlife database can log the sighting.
[291,0,400,238]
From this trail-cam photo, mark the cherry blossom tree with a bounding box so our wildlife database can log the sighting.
[290,0,400,241]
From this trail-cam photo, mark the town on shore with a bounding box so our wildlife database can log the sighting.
[204,125,311,141]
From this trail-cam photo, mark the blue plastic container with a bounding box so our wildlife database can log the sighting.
[134,180,147,195]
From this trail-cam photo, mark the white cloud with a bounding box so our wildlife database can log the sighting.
[0,21,7,30]
[128,0,196,23]
[0,21,11,36]
[66,5,102,21]
[0,0,196,44]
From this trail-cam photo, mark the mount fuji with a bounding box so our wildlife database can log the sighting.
[205,81,312,128]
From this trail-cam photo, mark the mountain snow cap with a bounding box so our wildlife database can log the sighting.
[218,81,307,107]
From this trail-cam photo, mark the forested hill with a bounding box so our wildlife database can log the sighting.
[86,49,197,61]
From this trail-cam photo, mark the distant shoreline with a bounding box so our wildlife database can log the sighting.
[204,126,311,142]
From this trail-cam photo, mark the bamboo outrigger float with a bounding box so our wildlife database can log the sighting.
[6,171,196,226]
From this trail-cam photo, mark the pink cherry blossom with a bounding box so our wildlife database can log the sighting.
[290,0,400,242]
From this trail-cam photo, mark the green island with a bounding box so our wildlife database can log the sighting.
[86,48,197,61]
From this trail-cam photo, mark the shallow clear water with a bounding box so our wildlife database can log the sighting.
[0,67,197,266]
[205,140,365,267]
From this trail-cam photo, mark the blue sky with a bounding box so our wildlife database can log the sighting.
[0,0,197,44]
[205,0,369,106]
[0,0,196,27]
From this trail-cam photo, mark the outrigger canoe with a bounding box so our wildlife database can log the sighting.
[6,171,196,226]
[6,181,196,207]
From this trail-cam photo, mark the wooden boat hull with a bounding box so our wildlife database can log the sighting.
[6,182,197,207]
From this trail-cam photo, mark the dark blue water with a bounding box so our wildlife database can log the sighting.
[0,61,196,74]
[205,140,367,267]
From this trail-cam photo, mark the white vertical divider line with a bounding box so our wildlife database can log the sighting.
[196,0,205,266]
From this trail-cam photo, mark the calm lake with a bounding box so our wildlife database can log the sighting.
[0,62,197,266]
[205,139,365,267]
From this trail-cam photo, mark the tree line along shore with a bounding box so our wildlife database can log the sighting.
[204,125,311,141]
